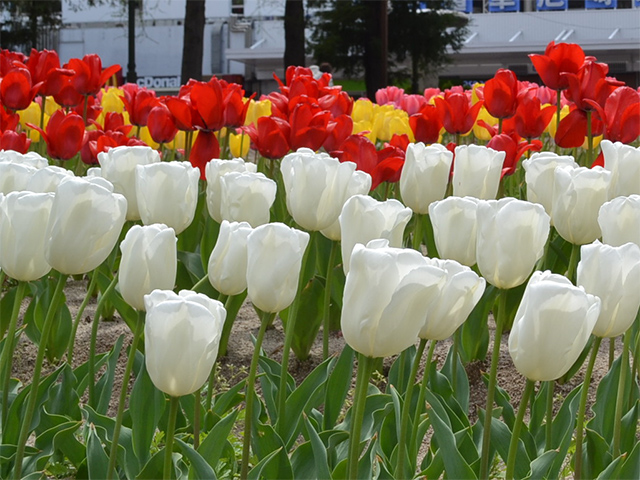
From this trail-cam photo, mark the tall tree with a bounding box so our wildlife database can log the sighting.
[309,0,467,95]
[181,0,205,84]
[0,0,62,52]
[284,0,306,71]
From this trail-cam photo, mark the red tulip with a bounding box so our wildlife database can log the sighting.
[52,75,84,108]
[529,41,586,91]
[190,130,220,178]
[0,130,31,153]
[562,58,621,114]
[0,67,42,111]
[0,49,27,76]
[0,106,19,131]
[371,144,405,190]
[165,95,198,131]
[288,100,330,151]
[603,86,640,144]
[487,133,542,178]
[66,54,121,96]
[121,84,160,127]
[555,106,605,148]
[190,78,225,131]
[319,90,353,117]
[26,48,73,97]
[29,110,85,160]
[147,104,178,144]
[73,95,102,124]
[513,95,555,139]
[323,114,353,152]
[222,82,252,128]
[409,103,442,144]
[331,134,379,176]
[483,69,519,120]
[434,91,483,136]
[244,115,291,159]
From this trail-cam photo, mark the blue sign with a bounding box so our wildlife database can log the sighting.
[636,0,640,7]
[537,0,568,10]
[488,0,520,12]
[452,0,473,12]
[585,0,617,8]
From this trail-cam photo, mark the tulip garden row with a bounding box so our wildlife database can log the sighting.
[0,40,639,479]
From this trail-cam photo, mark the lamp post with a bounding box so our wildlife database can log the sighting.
[127,0,138,83]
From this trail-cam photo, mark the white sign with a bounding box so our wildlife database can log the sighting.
[136,76,181,90]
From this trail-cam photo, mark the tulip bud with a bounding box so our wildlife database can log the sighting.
[205,158,257,223]
[281,148,367,231]
[508,270,600,382]
[45,176,127,275]
[552,165,611,245]
[26,165,75,193]
[208,220,253,296]
[577,240,640,338]
[246,222,309,313]
[97,145,161,221]
[118,224,177,311]
[0,191,54,281]
[0,162,37,194]
[428,196,480,267]
[135,161,200,234]
[522,152,578,218]
[601,140,640,197]
[339,194,412,274]
[476,198,550,289]
[219,171,277,227]
[341,239,446,358]
[144,289,225,397]
[419,258,486,340]
[399,142,453,214]
[320,171,372,241]
[452,144,505,200]
[598,195,640,247]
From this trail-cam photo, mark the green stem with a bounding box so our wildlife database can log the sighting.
[13,272,68,480]
[479,289,508,480]
[276,231,314,438]
[554,90,561,153]
[163,396,180,480]
[452,329,460,389]
[609,337,615,369]
[505,379,535,480]
[395,339,427,480]
[498,117,503,135]
[240,310,274,480]
[347,354,376,480]
[574,336,602,480]
[410,339,437,457]
[1,281,27,437]
[88,274,119,407]
[565,243,580,285]
[631,326,640,406]
[106,309,145,480]
[67,271,99,365]
[612,332,631,458]
[322,241,338,361]
[190,274,210,293]
[545,380,554,450]
[423,214,438,258]
[586,110,593,167]
[185,130,193,162]
[193,388,201,450]
[412,213,424,251]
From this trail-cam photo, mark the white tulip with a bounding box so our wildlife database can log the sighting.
[452,144,504,200]
[205,158,257,223]
[429,196,481,267]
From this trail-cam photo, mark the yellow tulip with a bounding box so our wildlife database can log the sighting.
[352,98,374,124]
[244,98,272,127]
[471,83,484,104]
[546,104,569,137]
[18,103,47,142]
[138,126,160,149]
[473,107,498,141]
[101,87,125,113]
[372,105,413,142]
[229,132,251,158]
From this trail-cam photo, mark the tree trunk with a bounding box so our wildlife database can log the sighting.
[284,0,306,74]
[181,0,206,85]
[364,0,388,100]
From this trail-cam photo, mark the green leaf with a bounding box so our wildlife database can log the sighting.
[177,250,208,289]
[303,415,333,480]
[136,449,165,480]
[94,270,137,329]
[0,284,19,337]
[281,354,333,448]
[424,390,477,479]
[94,334,125,415]
[323,345,354,430]
[279,275,326,361]
[87,423,109,480]
[387,345,416,395]
[247,447,285,480]
[617,440,640,480]
[487,415,530,480]
[523,449,558,480]
[594,454,624,480]
[197,408,239,470]
[441,346,470,413]
[583,428,613,479]
[459,285,496,363]
[547,384,581,479]
[211,380,245,417]
[175,438,218,480]
[44,364,81,420]
[130,356,166,465]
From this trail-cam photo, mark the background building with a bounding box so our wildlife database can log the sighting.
[56,0,640,94]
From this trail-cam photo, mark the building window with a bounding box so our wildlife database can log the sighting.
[232,0,244,15]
